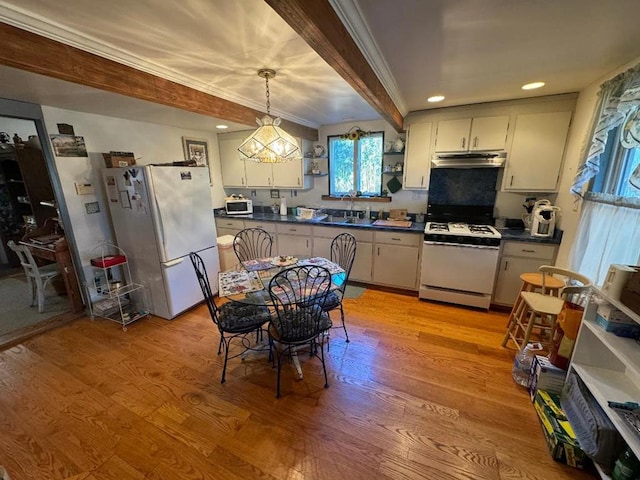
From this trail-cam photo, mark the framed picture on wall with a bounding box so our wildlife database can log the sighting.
[49,134,88,157]
[182,137,209,167]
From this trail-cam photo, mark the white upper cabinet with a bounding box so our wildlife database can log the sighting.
[502,111,572,192]
[218,132,248,187]
[220,133,311,189]
[435,115,509,152]
[403,121,433,190]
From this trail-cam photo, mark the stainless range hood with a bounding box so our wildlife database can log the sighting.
[431,151,506,168]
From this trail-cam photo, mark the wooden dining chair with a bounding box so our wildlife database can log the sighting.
[233,228,273,263]
[189,251,271,384]
[7,240,60,313]
[268,265,332,398]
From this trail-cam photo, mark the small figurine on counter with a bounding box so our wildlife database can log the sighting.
[13,133,23,145]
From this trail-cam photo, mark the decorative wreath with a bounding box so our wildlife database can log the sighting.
[340,126,371,141]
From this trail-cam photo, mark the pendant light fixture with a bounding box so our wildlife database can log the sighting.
[238,69,301,164]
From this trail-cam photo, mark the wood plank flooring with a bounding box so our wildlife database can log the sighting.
[0,289,597,479]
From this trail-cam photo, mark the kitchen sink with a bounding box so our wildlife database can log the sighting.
[345,218,374,225]
[319,216,373,225]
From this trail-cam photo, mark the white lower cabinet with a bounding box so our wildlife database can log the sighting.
[276,223,312,257]
[569,288,640,467]
[372,231,421,289]
[312,226,374,283]
[215,218,245,238]
[492,241,558,306]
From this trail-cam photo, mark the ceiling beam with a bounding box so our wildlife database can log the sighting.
[265,0,404,132]
[0,23,318,140]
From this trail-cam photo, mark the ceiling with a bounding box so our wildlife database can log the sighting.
[1,0,640,134]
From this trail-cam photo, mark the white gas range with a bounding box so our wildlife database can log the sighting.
[419,221,502,309]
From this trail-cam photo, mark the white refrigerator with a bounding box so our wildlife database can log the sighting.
[102,165,219,320]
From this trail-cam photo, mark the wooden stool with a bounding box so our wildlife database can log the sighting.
[507,273,564,325]
[502,267,591,350]
[502,291,565,351]
[503,272,565,350]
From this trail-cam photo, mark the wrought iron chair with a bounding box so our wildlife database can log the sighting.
[7,240,60,313]
[233,228,273,263]
[268,265,332,398]
[189,251,271,384]
[320,233,356,342]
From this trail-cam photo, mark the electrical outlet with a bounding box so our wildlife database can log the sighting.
[84,201,100,214]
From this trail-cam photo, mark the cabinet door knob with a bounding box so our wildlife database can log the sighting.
[461,137,466,149]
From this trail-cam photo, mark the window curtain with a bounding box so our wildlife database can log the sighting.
[571,63,640,197]
[569,193,640,285]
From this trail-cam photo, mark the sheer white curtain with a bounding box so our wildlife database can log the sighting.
[570,194,640,285]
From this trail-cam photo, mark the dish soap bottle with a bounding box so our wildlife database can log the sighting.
[364,205,371,220]
[279,197,287,216]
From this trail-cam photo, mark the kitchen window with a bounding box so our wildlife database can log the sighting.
[328,132,383,196]
[590,124,640,198]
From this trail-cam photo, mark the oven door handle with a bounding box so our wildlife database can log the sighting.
[423,241,500,250]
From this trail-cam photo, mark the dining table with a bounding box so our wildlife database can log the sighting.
[218,255,346,306]
[217,255,346,380]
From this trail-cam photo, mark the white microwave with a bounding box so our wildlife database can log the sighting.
[225,197,253,215]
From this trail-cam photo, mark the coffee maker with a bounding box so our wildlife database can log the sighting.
[531,200,561,237]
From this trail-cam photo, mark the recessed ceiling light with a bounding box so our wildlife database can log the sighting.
[216,124,229,129]
[522,82,545,90]
[427,95,445,103]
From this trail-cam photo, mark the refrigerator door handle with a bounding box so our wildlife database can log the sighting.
[154,195,167,251]
[163,258,184,268]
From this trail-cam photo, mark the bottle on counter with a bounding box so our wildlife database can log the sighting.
[364,205,371,220]
[612,447,640,480]
[279,197,287,216]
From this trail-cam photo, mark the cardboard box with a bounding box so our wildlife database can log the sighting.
[595,314,640,338]
[528,355,567,400]
[596,303,634,324]
[102,151,136,168]
[534,389,587,469]
[620,269,640,316]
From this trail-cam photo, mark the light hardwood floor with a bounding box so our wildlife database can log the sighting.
[0,288,597,480]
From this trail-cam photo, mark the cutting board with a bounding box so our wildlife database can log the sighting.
[373,219,412,228]
[389,208,408,220]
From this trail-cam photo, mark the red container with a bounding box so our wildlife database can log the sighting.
[91,255,126,268]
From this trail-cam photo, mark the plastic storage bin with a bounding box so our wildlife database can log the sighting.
[217,235,238,271]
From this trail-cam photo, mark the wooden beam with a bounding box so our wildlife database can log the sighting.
[0,23,318,140]
[265,0,404,132]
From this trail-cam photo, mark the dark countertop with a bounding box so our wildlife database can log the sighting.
[215,211,562,244]
[498,227,563,245]
[215,211,426,233]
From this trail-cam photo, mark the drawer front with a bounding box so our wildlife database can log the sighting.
[502,241,557,260]
[312,225,374,243]
[276,223,313,236]
[216,218,245,230]
[244,220,277,234]
[375,230,421,247]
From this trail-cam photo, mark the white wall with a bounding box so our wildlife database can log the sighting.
[40,106,226,284]
[554,55,640,268]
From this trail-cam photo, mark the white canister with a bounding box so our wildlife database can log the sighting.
[280,197,287,216]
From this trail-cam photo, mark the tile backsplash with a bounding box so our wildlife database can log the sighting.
[428,168,499,206]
